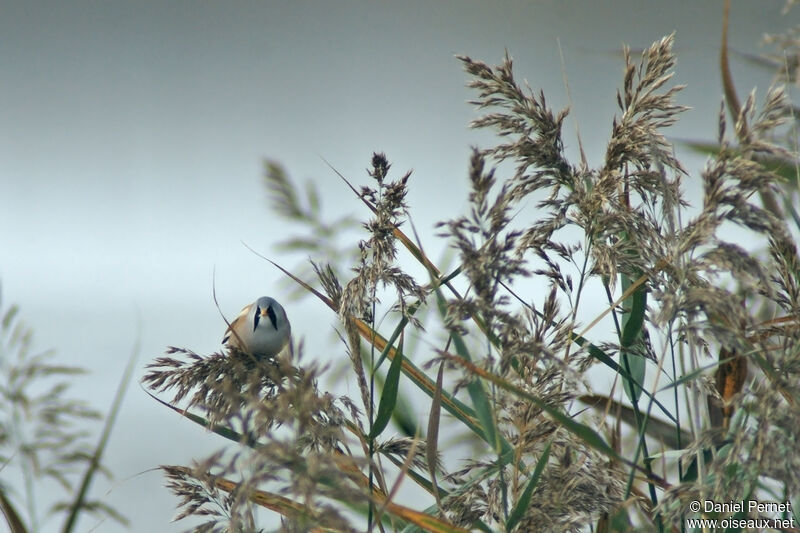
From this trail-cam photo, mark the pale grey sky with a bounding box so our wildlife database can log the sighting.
[0,1,792,531]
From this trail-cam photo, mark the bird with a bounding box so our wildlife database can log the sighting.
[222,296,291,358]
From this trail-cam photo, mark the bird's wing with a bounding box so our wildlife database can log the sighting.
[222,303,252,344]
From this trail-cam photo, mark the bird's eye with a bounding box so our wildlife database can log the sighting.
[253,305,261,331]
[267,305,278,329]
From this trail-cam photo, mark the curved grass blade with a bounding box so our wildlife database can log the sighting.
[370,363,419,437]
[620,273,647,403]
[506,441,551,531]
[163,465,336,530]
[62,337,139,532]
[0,487,27,533]
[427,361,444,508]
[383,503,470,533]
[620,275,646,348]
[578,395,691,450]
[143,389,257,447]
[171,462,470,533]
[430,277,499,453]
[370,333,405,439]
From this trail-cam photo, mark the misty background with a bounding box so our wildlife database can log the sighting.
[0,1,793,531]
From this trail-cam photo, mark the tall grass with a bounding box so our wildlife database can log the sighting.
[144,10,800,533]
[0,292,131,533]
